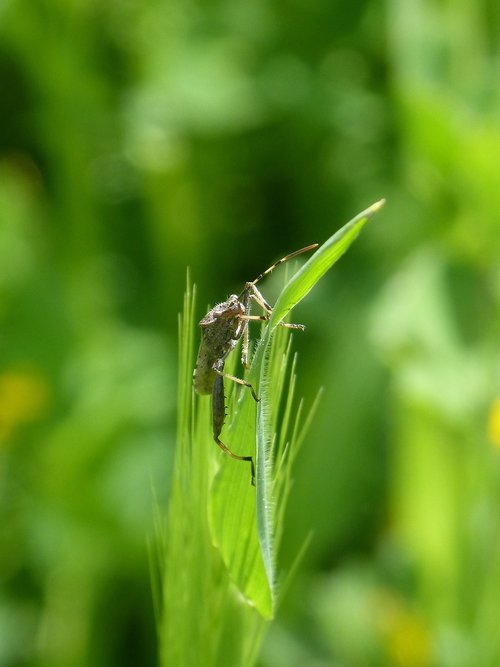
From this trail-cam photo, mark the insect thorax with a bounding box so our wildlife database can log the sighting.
[193,295,244,395]
[199,295,244,357]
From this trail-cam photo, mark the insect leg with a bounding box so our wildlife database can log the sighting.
[249,243,318,286]
[246,284,306,329]
[246,283,307,331]
[246,284,272,314]
[242,317,250,369]
[278,322,306,330]
[213,365,259,402]
[212,374,255,484]
[237,311,267,368]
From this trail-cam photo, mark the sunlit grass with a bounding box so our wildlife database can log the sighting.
[157,202,384,664]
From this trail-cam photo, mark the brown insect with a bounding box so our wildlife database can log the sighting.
[193,244,317,483]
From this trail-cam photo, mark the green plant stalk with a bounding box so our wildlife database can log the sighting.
[209,200,385,617]
[158,278,269,665]
[158,200,385,664]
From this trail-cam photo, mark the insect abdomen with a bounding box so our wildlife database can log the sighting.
[193,343,216,395]
[212,374,225,439]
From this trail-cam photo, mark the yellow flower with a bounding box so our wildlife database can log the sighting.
[386,608,431,667]
[376,590,431,667]
[0,368,49,444]
[488,397,500,449]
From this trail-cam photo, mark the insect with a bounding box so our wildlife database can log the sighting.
[193,243,318,484]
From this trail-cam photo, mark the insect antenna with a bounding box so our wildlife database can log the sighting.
[250,243,318,286]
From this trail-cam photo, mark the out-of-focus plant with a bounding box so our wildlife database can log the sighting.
[157,203,383,664]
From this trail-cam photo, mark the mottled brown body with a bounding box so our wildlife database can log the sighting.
[193,295,244,395]
[193,243,318,484]
[193,294,257,483]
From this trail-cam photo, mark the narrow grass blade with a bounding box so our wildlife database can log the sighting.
[254,199,385,604]
[209,200,385,619]
[208,336,284,619]
[159,277,268,664]
[270,199,385,331]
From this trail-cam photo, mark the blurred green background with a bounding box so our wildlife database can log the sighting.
[1,0,499,665]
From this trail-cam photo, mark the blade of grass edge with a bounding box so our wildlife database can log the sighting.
[270,199,385,330]
[254,199,385,604]
[208,329,289,619]
[209,200,384,619]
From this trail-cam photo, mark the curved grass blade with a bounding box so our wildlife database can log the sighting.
[209,200,385,619]
[270,199,385,331]
[208,330,289,619]
[253,199,385,603]
[161,277,270,664]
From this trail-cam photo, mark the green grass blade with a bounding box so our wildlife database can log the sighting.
[269,199,385,330]
[208,338,282,619]
[254,199,385,603]
[160,276,269,664]
[209,201,385,619]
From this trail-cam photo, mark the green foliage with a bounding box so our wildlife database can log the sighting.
[1,0,500,666]
[157,280,266,666]
[158,203,382,663]
[157,279,265,666]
